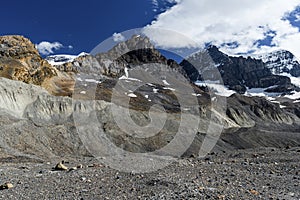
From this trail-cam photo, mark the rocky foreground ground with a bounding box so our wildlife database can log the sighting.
[0,147,298,200]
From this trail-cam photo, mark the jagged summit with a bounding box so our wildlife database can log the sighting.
[57,34,184,78]
[206,45,231,65]
[109,34,154,57]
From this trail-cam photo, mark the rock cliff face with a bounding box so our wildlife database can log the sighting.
[0,35,77,97]
[0,36,58,87]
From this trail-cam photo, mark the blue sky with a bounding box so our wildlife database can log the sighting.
[1,0,300,60]
[0,0,170,56]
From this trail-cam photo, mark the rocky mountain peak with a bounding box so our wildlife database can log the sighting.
[104,35,155,60]
[74,35,183,78]
[123,34,154,50]
[257,50,300,77]
[0,35,76,96]
[0,35,39,58]
[206,45,231,65]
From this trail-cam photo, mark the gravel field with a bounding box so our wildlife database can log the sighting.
[0,147,299,200]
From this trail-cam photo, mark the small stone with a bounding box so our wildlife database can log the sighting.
[77,164,83,169]
[69,167,77,171]
[198,186,205,191]
[242,162,248,166]
[88,163,103,168]
[230,173,235,177]
[288,192,295,197]
[269,170,275,174]
[204,157,211,161]
[0,183,13,190]
[54,162,68,170]
[249,189,259,195]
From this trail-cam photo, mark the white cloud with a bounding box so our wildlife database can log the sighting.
[152,0,159,7]
[144,0,300,58]
[151,0,180,12]
[152,0,159,11]
[36,41,63,55]
[112,32,126,42]
[36,41,73,56]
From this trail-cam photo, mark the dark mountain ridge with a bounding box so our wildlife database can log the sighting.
[180,45,297,94]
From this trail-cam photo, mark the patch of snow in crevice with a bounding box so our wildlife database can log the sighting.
[192,93,202,97]
[153,88,159,93]
[119,76,142,82]
[271,101,281,105]
[128,93,137,98]
[279,73,300,87]
[162,80,170,86]
[285,91,300,100]
[244,87,281,98]
[163,87,175,91]
[85,79,101,84]
[124,67,129,78]
[195,81,235,97]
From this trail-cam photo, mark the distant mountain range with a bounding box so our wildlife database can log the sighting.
[45,42,300,101]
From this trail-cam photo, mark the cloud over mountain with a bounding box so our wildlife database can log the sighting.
[145,0,300,58]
